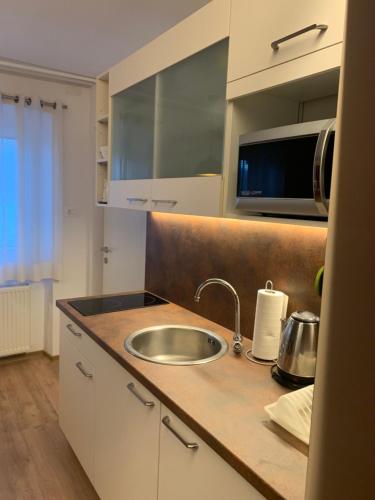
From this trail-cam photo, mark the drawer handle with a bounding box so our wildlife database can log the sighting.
[162,416,199,450]
[151,199,178,205]
[67,323,82,337]
[75,361,93,378]
[271,23,328,51]
[127,197,148,203]
[127,382,155,407]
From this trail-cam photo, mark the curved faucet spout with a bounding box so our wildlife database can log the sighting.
[194,278,243,354]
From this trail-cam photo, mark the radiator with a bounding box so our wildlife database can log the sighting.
[0,285,31,357]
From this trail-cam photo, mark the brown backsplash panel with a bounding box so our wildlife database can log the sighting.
[145,213,327,339]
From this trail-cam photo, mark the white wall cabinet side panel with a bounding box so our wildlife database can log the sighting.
[228,0,346,83]
[227,43,343,100]
[109,0,230,96]
[59,326,95,483]
[94,350,160,500]
[108,180,152,210]
[151,176,223,216]
[158,406,265,500]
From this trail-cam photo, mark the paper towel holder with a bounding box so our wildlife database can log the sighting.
[265,280,275,292]
[246,279,288,366]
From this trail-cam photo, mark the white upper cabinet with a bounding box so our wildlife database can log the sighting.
[151,176,222,217]
[104,0,230,217]
[108,39,228,215]
[108,179,152,211]
[109,0,230,96]
[227,0,346,97]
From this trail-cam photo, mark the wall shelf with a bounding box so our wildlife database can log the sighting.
[95,72,110,204]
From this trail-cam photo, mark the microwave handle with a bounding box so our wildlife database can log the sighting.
[313,119,335,216]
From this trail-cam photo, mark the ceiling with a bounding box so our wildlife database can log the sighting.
[0,0,210,77]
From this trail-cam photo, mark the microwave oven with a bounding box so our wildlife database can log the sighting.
[236,118,336,218]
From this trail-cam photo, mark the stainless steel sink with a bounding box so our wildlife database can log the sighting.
[124,325,228,365]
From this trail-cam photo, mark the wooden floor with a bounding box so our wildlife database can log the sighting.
[0,353,98,500]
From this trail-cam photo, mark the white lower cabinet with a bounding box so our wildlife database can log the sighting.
[94,348,160,500]
[59,314,264,499]
[158,405,265,500]
[59,327,95,483]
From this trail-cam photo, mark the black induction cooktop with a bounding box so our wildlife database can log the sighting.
[68,292,168,316]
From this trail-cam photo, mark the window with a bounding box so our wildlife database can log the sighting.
[0,99,62,282]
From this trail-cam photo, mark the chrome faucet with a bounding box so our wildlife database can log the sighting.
[194,278,243,354]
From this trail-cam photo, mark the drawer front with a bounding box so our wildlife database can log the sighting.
[151,176,222,217]
[108,180,152,211]
[59,332,95,482]
[228,0,346,82]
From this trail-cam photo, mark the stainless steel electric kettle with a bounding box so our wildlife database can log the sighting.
[272,311,320,389]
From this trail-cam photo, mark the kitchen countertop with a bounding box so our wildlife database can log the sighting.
[56,293,308,500]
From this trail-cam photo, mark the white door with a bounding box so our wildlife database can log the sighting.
[94,349,160,500]
[158,405,265,500]
[102,207,147,293]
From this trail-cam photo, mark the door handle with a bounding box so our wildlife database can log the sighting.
[271,24,328,51]
[126,382,155,407]
[66,324,82,337]
[127,197,148,203]
[75,361,93,378]
[151,199,178,205]
[162,416,199,450]
[100,246,112,253]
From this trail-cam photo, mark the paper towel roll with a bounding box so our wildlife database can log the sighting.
[252,284,288,361]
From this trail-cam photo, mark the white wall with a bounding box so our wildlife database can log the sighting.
[0,71,103,355]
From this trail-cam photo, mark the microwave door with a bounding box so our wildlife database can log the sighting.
[236,134,320,216]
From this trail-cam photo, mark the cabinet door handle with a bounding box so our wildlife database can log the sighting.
[151,199,178,205]
[162,416,199,450]
[127,197,148,203]
[67,323,82,337]
[75,361,93,378]
[127,382,155,407]
[271,24,328,51]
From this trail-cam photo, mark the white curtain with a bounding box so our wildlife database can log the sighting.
[0,97,63,282]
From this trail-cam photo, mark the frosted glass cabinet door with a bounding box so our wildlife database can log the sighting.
[154,39,228,179]
[111,76,156,180]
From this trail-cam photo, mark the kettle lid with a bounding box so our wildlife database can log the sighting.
[291,310,320,323]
